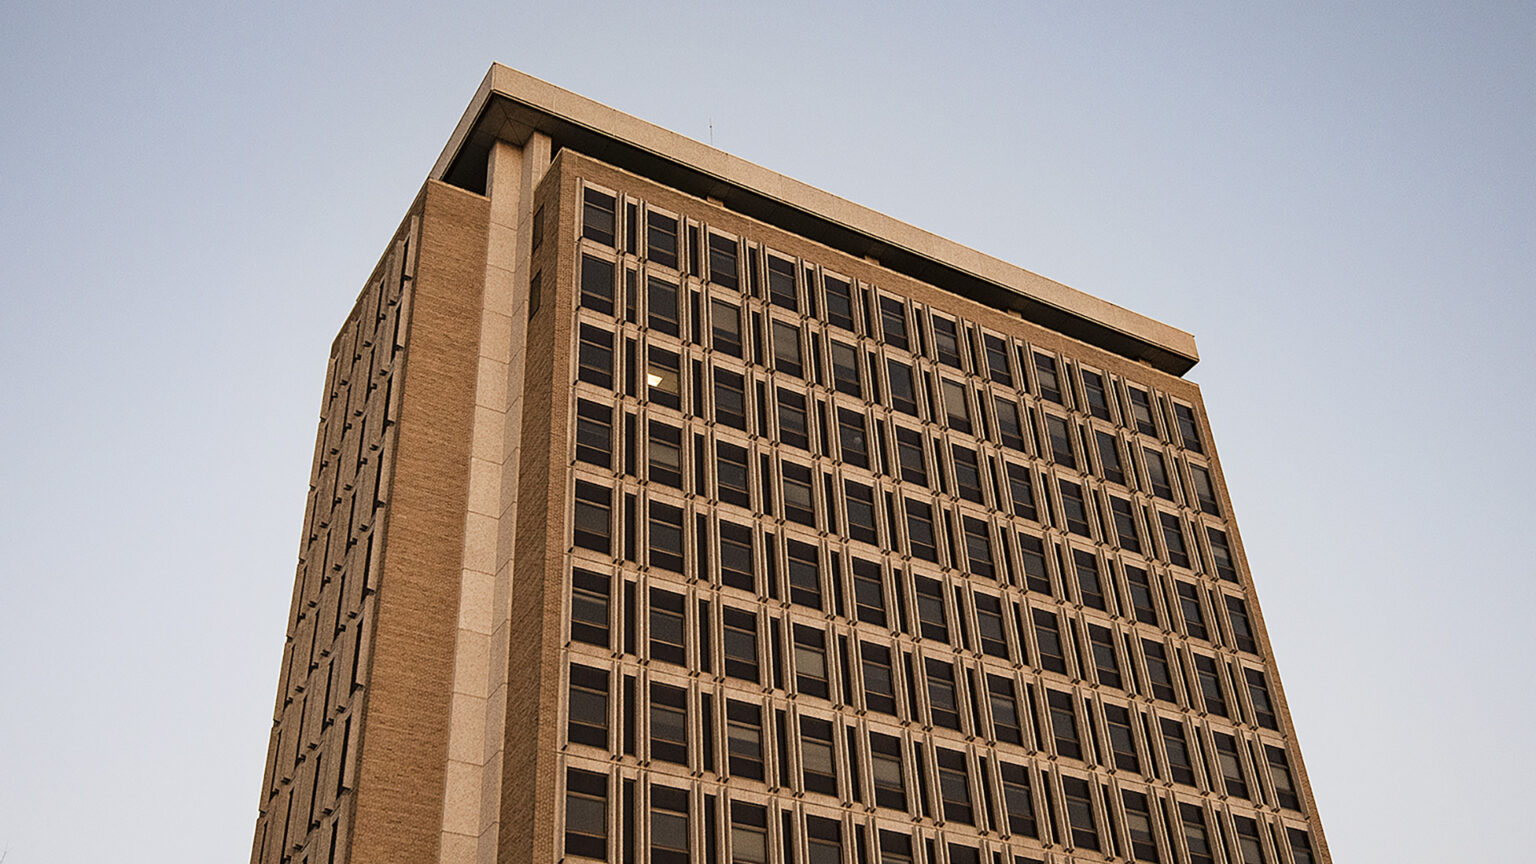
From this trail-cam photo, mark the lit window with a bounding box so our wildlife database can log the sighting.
[567,663,608,748]
[580,254,614,315]
[582,188,615,246]
[649,683,688,766]
[646,347,681,410]
[563,767,607,859]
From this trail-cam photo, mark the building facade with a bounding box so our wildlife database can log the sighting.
[249,65,1331,864]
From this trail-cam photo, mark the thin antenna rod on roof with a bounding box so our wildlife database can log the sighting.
[709,118,713,146]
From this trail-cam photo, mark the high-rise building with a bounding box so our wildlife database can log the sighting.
[250,64,1331,864]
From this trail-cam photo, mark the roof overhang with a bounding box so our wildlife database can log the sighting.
[431,64,1200,376]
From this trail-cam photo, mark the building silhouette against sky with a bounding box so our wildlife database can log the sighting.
[250,64,1331,864]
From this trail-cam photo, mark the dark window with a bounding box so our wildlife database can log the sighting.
[879,297,908,349]
[1074,549,1106,611]
[926,659,961,730]
[879,830,913,864]
[1088,624,1121,688]
[1110,496,1141,552]
[845,480,878,544]
[573,482,611,553]
[776,388,809,449]
[1127,387,1157,436]
[994,396,1025,450]
[1122,790,1160,862]
[953,446,985,504]
[852,559,886,627]
[1247,668,1279,730]
[1160,717,1195,785]
[1160,512,1189,568]
[905,499,938,562]
[767,255,797,311]
[649,502,684,572]
[772,321,802,377]
[1034,609,1067,674]
[714,369,747,431]
[1000,763,1037,837]
[837,408,869,469]
[1006,463,1037,520]
[1082,370,1111,420]
[646,347,681,410]
[567,664,609,748]
[1095,431,1125,485]
[824,276,855,331]
[1207,528,1237,581]
[1189,464,1220,515]
[1180,803,1214,864]
[1234,815,1265,864]
[870,732,907,810]
[647,275,680,336]
[649,588,686,664]
[984,335,1013,384]
[932,317,963,368]
[948,844,979,864]
[1226,595,1258,653]
[650,785,690,864]
[1176,582,1207,640]
[800,715,837,795]
[915,577,949,642]
[1059,480,1091,537]
[1046,415,1075,468]
[708,233,739,289]
[577,325,613,389]
[782,463,816,528]
[723,607,759,682]
[1143,640,1177,703]
[570,567,611,647]
[793,625,829,699]
[716,441,750,508]
[1194,653,1228,716]
[564,767,608,859]
[1288,828,1317,864]
[575,400,612,468]
[830,341,862,396]
[582,188,615,246]
[1048,690,1081,759]
[936,748,973,824]
[886,359,919,416]
[1061,776,1099,850]
[1018,532,1052,592]
[1214,732,1249,799]
[712,299,742,357]
[1104,704,1139,772]
[806,815,841,864]
[975,593,1009,659]
[649,421,683,488]
[1034,353,1063,404]
[861,642,896,715]
[730,801,768,863]
[719,522,755,591]
[1125,565,1160,626]
[1174,403,1203,453]
[647,211,678,268]
[580,254,614,315]
[897,427,927,484]
[786,538,822,608]
[1267,745,1300,810]
[1144,448,1173,499]
[941,379,971,433]
[726,701,763,780]
[650,683,689,766]
[988,674,1022,744]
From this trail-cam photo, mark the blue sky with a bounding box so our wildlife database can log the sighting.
[1,2,1532,862]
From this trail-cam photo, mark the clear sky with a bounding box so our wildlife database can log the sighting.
[1,2,1531,862]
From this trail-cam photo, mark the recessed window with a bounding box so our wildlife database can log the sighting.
[860,642,896,715]
[886,359,919,416]
[975,594,1009,659]
[830,341,862,396]
[926,658,960,730]
[852,559,886,628]
[1127,387,1157,436]
[1287,828,1317,864]
[1214,731,1249,799]
[582,188,616,246]
[1033,609,1067,674]
[1180,803,1214,864]
[649,502,684,572]
[1247,668,1279,730]
[1047,689,1081,759]
[1143,640,1177,703]
[649,682,688,765]
[1189,464,1220,515]
[1074,549,1106,611]
[793,625,829,699]
[776,388,809,450]
[1174,403,1203,453]
[772,320,802,377]
[1234,815,1265,864]
[1033,353,1063,404]
[987,674,1022,744]
[1160,512,1190,568]
[730,801,768,863]
[782,463,816,528]
[915,577,949,642]
[824,276,855,331]
[984,334,1013,385]
[567,663,609,748]
[1088,623,1121,688]
[1160,717,1195,784]
[711,299,742,357]
[648,421,683,489]
[1125,565,1160,626]
[896,427,927,485]
[649,785,690,864]
[806,816,841,864]
[715,441,750,508]
[1176,581,1208,640]
[726,700,763,780]
[1081,370,1111,420]
[1000,763,1037,838]
[577,325,614,390]
[719,522,755,591]
[1225,595,1258,653]
[905,499,938,562]
[563,767,608,859]
[573,481,611,553]
[646,347,681,410]
[799,715,837,795]
[767,255,797,311]
[1110,496,1141,553]
[786,538,822,608]
[936,748,973,824]
[1104,704,1139,772]
[570,567,611,647]
[932,317,963,368]
[1059,480,1091,537]
[845,480,878,544]
[837,408,869,469]
[870,732,906,810]
[994,396,1025,451]
[714,369,747,431]
[879,297,908,350]
[647,275,680,336]
[575,400,612,468]
[647,211,678,268]
[1122,790,1158,862]
[1006,463,1037,520]
[1045,415,1075,468]
[879,831,913,864]
[1207,527,1237,581]
[580,254,614,316]
[649,588,686,664]
[1096,431,1125,484]
[1061,776,1099,850]
[722,607,759,682]
[1144,447,1173,499]
[952,446,985,504]
[963,517,994,577]
[1193,653,1228,716]
[708,233,739,289]
[941,379,972,433]
[1267,744,1300,809]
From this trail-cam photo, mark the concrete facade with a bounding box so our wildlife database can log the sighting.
[250,65,1330,864]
